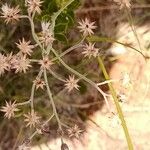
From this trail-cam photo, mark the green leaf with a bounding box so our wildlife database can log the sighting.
[47,0,58,14]
[54,23,68,33]
[69,0,80,10]
[42,14,51,21]
[65,11,74,26]
[55,33,68,43]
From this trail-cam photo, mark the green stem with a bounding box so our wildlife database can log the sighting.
[50,0,75,33]
[51,37,85,62]
[97,56,133,150]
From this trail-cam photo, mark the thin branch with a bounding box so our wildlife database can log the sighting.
[51,47,111,112]
[43,68,62,130]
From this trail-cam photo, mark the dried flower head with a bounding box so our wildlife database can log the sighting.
[39,21,55,46]
[113,0,131,9]
[33,78,45,89]
[0,53,9,76]
[82,42,99,58]
[78,18,97,36]
[39,56,53,70]
[16,38,34,56]
[67,125,83,139]
[0,101,19,119]
[24,111,40,128]
[64,75,79,92]
[1,3,20,24]
[13,55,31,73]
[25,0,43,14]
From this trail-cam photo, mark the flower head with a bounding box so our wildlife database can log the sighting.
[33,78,45,89]
[24,111,40,128]
[39,56,53,70]
[64,75,79,92]
[78,18,97,36]
[16,38,34,56]
[13,55,31,73]
[82,42,99,58]
[39,21,55,46]
[25,0,43,14]
[67,125,83,138]
[0,101,19,119]
[1,3,20,24]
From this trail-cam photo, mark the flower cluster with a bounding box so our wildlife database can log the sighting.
[0,52,32,75]
[0,1,100,148]
[39,22,55,46]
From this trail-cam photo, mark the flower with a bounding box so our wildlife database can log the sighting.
[39,56,53,70]
[1,3,20,24]
[25,0,43,14]
[16,38,34,56]
[39,21,55,46]
[13,54,32,73]
[77,18,97,36]
[0,53,9,76]
[113,0,131,9]
[0,101,19,119]
[82,42,99,58]
[67,125,83,138]
[24,111,40,128]
[64,75,79,92]
[33,78,45,89]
